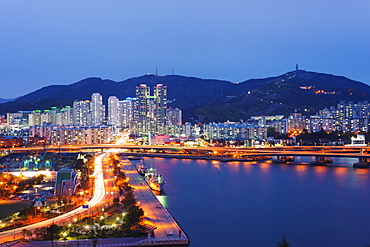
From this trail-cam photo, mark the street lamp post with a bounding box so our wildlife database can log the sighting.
[62,232,67,245]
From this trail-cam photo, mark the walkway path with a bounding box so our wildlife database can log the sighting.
[119,158,189,245]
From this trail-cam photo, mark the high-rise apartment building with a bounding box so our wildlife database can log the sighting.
[91,93,104,126]
[118,98,134,128]
[29,106,72,126]
[108,96,119,126]
[167,107,182,125]
[134,84,151,133]
[41,110,52,125]
[73,100,91,125]
[133,84,168,135]
[29,110,42,126]
[154,84,167,134]
[62,106,73,125]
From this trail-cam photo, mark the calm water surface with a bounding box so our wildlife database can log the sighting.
[146,156,370,247]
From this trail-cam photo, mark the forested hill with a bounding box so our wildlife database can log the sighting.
[1,70,369,123]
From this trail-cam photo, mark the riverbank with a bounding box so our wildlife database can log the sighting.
[121,152,271,162]
[118,157,190,246]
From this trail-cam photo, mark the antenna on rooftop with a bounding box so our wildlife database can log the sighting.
[156,66,158,76]
[172,67,174,75]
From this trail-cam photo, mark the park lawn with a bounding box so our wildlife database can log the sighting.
[0,200,32,219]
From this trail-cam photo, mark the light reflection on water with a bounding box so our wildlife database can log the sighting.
[144,156,370,247]
[156,195,168,208]
[293,164,308,176]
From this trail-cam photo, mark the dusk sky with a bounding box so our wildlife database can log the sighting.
[1,0,369,99]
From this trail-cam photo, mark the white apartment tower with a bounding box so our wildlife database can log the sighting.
[154,84,167,126]
[29,110,42,126]
[133,84,168,135]
[73,100,91,125]
[91,93,104,125]
[167,107,182,125]
[62,106,73,125]
[118,98,134,127]
[153,84,167,134]
[134,84,151,133]
[108,96,119,126]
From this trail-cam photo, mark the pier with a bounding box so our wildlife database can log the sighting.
[119,157,189,246]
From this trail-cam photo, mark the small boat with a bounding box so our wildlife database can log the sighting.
[136,158,148,176]
[353,162,370,168]
[128,156,142,160]
[285,156,294,162]
[145,167,165,192]
[310,160,327,166]
[147,174,165,192]
[271,156,288,163]
[271,156,294,163]
[220,158,236,162]
[311,158,332,166]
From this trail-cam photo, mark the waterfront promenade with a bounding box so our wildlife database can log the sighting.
[119,157,189,246]
[0,153,189,247]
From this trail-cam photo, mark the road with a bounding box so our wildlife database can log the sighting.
[3,143,370,158]
[0,152,113,243]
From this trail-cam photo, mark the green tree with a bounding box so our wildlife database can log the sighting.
[34,227,47,239]
[21,229,32,240]
[122,191,136,211]
[92,237,99,247]
[74,159,85,170]
[45,224,61,240]
[122,205,144,230]
[277,235,290,247]
[267,127,277,137]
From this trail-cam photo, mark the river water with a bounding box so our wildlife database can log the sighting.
[144,156,370,247]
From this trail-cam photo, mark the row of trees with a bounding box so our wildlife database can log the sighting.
[74,154,94,191]
[0,174,46,199]
[4,154,146,242]
[111,154,145,232]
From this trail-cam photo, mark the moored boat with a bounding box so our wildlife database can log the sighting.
[310,160,327,166]
[128,156,142,160]
[353,162,370,168]
[145,167,165,192]
[136,158,148,176]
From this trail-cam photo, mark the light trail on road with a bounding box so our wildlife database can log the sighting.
[0,152,107,243]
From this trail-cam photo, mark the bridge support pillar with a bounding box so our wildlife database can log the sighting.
[311,156,332,166]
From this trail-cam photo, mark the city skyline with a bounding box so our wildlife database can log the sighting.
[1,0,369,99]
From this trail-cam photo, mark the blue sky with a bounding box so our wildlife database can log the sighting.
[1,0,369,98]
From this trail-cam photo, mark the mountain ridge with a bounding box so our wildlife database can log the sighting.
[1,70,369,122]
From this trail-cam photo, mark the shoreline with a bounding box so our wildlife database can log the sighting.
[121,152,271,162]
[122,152,365,168]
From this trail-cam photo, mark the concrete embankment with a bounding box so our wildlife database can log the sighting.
[1,156,189,247]
[119,158,189,246]
[122,152,270,162]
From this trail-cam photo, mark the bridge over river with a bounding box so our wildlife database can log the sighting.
[3,144,370,167]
